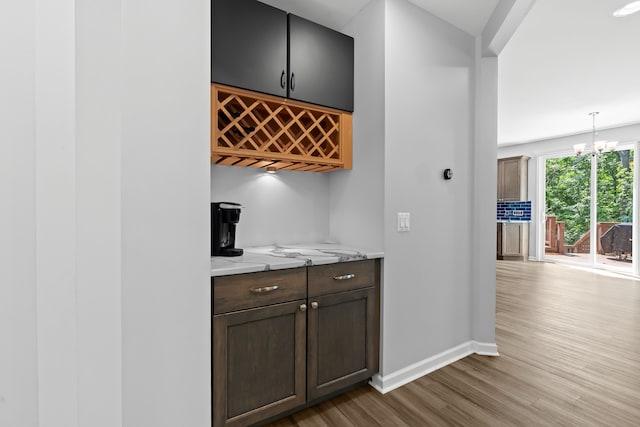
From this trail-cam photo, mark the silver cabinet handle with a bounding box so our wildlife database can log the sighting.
[333,274,355,281]
[311,302,319,309]
[300,304,307,312]
[249,285,279,294]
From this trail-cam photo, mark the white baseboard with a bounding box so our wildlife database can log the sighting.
[473,341,499,356]
[369,341,499,394]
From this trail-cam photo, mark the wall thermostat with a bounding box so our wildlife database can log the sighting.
[443,168,453,180]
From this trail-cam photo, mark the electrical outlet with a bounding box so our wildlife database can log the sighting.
[397,212,410,232]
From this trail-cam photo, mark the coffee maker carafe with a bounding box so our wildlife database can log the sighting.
[211,202,244,256]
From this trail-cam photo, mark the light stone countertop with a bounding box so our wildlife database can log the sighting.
[211,243,384,277]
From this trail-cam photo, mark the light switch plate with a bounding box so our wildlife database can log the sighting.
[397,212,410,232]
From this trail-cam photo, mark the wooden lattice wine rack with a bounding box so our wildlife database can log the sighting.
[211,84,352,172]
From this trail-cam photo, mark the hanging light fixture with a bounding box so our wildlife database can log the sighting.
[573,112,618,156]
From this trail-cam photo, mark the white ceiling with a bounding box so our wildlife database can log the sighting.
[498,0,640,145]
[259,0,640,146]
[407,0,499,36]
[259,0,498,34]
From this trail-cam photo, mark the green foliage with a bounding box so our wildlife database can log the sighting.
[596,151,634,223]
[546,155,591,244]
[546,150,634,245]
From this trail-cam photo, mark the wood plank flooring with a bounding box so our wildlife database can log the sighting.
[266,261,640,426]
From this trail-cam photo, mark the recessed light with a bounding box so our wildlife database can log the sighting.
[613,1,640,17]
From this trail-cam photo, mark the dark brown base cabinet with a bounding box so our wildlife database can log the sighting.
[307,287,377,401]
[212,259,380,427]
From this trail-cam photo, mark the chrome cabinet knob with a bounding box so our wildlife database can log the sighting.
[300,304,307,312]
[311,302,319,309]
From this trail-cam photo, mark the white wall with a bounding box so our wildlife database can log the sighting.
[498,123,640,260]
[472,53,498,344]
[1,0,211,426]
[35,0,78,424]
[329,0,385,251]
[211,166,330,247]
[0,1,38,425]
[75,0,122,424]
[382,0,476,374]
[120,0,210,426]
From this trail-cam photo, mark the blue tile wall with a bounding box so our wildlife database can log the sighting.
[497,201,532,222]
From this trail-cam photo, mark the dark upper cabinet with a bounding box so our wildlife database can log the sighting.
[211,0,354,112]
[211,0,287,98]
[288,14,354,112]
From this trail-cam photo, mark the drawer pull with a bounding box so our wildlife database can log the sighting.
[300,304,307,312]
[333,274,355,281]
[249,285,279,294]
[311,301,319,309]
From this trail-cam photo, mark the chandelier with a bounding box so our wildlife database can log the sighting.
[573,112,617,156]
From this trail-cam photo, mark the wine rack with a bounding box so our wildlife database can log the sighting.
[211,84,352,172]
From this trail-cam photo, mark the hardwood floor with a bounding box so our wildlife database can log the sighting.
[266,261,640,426]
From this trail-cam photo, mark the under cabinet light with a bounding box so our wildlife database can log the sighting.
[265,166,277,174]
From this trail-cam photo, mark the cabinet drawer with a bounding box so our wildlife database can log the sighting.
[213,268,306,314]
[308,260,375,297]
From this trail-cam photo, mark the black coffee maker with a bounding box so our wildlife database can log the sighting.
[211,202,244,256]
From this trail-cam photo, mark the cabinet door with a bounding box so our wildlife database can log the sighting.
[500,222,529,259]
[497,157,528,201]
[288,14,354,112]
[501,223,523,256]
[211,0,287,97]
[307,286,377,401]
[213,300,306,427]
